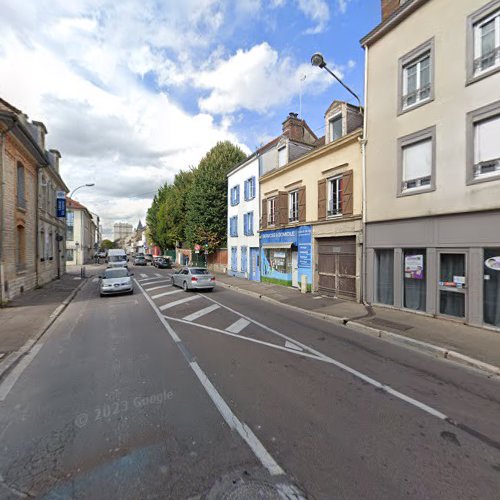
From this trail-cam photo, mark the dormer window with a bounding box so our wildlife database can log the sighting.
[278,146,287,167]
[329,114,342,141]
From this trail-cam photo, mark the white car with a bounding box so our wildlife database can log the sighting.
[171,267,215,291]
[99,268,134,296]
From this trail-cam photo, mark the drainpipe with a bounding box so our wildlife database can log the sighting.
[0,118,18,303]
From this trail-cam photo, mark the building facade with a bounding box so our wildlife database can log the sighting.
[66,198,97,265]
[260,102,363,299]
[113,222,133,242]
[362,0,500,327]
[227,153,260,280]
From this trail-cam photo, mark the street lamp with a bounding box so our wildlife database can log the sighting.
[311,52,363,111]
[70,183,95,198]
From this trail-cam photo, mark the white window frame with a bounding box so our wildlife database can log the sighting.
[328,176,342,217]
[289,190,298,222]
[268,197,276,225]
[329,113,343,142]
[278,146,287,168]
[402,52,431,110]
[473,9,500,77]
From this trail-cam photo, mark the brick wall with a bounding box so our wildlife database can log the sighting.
[381,0,401,21]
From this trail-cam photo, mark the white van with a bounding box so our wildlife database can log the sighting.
[107,249,128,268]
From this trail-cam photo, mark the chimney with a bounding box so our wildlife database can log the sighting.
[282,112,304,141]
[48,149,61,172]
[381,0,402,21]
[32,121,47,150]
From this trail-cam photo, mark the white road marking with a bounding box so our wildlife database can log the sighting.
[225,318,250,334]
[139,279,166,285]
[144,284,172,292]
[190,361,284,476]
[140,273,148,278]
[284,340,303,352]
[135,278,286,478]
[159,295,200,311]
[92,278,98,283]
[0,353,5,360]
[0,344,44,401]
[155,273,162,277]
[183,304,220,322]
[151,289,183,300]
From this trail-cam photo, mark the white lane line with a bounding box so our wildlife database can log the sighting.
[92,278,98,283]
[190,361,284,476]
[159,295,200,311]
[144,284,172,292]
[140,273,148,278]
[0,344,44,401]
[225,318,250,334]
[201,296,449,422]
[285,340,303,352]
[135,278,286,478]
[154,273,162,277]
[151,289,183,300]
[183,304,220,322]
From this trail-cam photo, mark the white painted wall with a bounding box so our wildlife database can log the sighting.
[227,156,260,277]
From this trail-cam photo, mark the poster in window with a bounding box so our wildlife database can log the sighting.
[485,256,500,271]
[404,254,424,280]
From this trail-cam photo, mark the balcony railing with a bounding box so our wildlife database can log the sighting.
[402,83,431,109]
[474,158,500,178]
[474,46,500,74]
[402,175,431,191]
[327,199,341,217]
[288,208,298,222]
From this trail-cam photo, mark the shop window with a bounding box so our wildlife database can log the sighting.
[376,249,394,305]
[403,249,426,311]
[484,248,500,327]
[439,253,466,318]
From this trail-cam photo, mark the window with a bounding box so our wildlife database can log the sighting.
[244,177,255,201]
[398,39,434,114]
[484,248,500,327]
[289,190,298,222]
[241,246,248,273]
[403,249,426,312]
[17,162,26,209]
[229,215,238,237]
[40,229,46,261]
[231,247,237,272]
[278,146,287,167]
[268,197,276,225]
[66,210,75,241]
[467,101,500,183]
[66,249,74,261]
[244,212,254,236]
[17,225,25,271]
[397,126,436,196]
[329,114,343,141]
[328,176,342,216]
[230,185,240,206]
[376,249,394,305]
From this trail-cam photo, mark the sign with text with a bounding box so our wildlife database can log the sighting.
[56,191,66,218]
[404,254,424,280]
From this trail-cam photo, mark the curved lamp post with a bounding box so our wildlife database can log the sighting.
[70,183,95,198]
[311,52,362,111]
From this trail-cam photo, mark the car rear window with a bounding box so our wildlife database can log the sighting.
[104,269,129,278]
[109,255,126,262]
[190,268,209,275]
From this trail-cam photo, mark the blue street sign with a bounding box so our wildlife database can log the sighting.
[57,197,66,218]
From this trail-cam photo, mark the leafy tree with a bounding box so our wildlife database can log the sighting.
[185,141,246,251]
[146,183,170,249]
[101,239,115,250]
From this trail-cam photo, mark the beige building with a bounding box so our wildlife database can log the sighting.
[260,102,363,300]
[362,0,500,327]
[66,198,97,265]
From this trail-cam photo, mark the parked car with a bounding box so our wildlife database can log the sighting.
[107,248,128,268]
[145,254,153,265]
[98,251,107,259]
[154,257,172,269]
[171,267,215,291]
[99,268,134,296]
[134,255,147,266]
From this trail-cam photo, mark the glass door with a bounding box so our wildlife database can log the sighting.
[438,252,467,318]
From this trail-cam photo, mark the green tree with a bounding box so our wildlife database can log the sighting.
[185,141,246,251]
[101,239,115,250]
[146,183,170,249]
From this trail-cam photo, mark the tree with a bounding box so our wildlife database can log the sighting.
[185,141,246,251]
[146,183,170,249]
[101,239,115,250]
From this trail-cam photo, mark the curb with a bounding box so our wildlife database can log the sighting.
[0,277,88,381]
[217,279,500,378]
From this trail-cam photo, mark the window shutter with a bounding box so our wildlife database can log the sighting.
[402,139,432,181]
[298,186,306,223]
[278,191,288,225]
[341,170,353,216]
[318,179,327,220]
[261,198,267,230]
[475,115,500,163]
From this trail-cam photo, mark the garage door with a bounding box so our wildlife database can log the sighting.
[317,236,357,300]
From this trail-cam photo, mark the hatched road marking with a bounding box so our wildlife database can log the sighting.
[144,284,172,292]
[182,304,220,322]
[140,273,148,278]
[159,295,200,311]
[151,289,183,300]
[225,318,250,334]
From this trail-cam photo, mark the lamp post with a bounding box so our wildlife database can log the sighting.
[311,52,363,111]
[70,183,95,198]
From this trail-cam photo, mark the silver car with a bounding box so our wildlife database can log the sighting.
[99,268,134,296]
[171,267,215,291]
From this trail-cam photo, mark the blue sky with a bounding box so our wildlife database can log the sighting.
[0,0,380,236]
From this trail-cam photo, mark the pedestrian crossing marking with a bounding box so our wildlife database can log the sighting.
[159,295,200,311]
[225,318,250,334]
[151,289,183,299]
[182,304,220,322]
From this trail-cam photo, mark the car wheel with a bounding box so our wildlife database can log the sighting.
[129,289,134,295]
[183,281,188,292]
[171,277,175,286]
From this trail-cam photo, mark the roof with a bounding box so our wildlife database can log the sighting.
[360,0,429,47]
[0,97,22,114]
[313,136,326,147]
[66,197,89,211]
[324,100,362,117]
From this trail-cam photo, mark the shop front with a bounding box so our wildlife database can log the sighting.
[260,226,312,290]
[366,211,500,329]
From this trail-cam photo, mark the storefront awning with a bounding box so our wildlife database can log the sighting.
[262,243,293,249]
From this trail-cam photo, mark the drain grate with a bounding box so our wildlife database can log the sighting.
[367,317,413,332]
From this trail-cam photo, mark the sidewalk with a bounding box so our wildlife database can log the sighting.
[0,265,99,377]
[215,272,500,376]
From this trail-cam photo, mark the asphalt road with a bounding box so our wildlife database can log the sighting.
[0,264,499,499]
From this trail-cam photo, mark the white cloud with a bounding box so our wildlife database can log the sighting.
[194,42,337,114]
[336,0,353,15]
[296,0,330,34]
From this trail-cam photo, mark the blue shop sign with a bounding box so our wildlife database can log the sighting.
[298,225,312,268]
[56,196,66,218]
